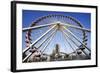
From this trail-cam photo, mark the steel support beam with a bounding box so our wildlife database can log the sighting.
[62,23,91,32]
[23,28,57,62]
[37,28,57,49]
[61,29,78,55]
[41,30,57,54]
[62,26,91,52]
[23,23,56,32]
[23,25,57,53]
[61,28,89,57]
[23,53,32,62]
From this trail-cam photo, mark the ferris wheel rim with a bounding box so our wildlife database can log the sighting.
[23,14,90,62]
[24,14,88,52]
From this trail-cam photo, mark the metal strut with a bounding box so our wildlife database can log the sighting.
[41,29,57,54]
[61,28,89,57]
[23,53,32,62]
[62,26,91,52]
[23,25,57,53]
[62,23,91,32]
[22,28,57,62]
[61,29,78,55]
[23,22,56,32]
[37,28,57,49]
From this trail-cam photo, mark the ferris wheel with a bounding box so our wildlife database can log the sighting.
[22,14,91,62]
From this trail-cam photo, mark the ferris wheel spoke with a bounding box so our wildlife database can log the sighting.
[23,28,58,62]
[23,25,57,53]
[41,30,57,54]
[61,29,78,55]
[61,29,90,57]
[37,27,57,50]
[23,53,32,62]
[63,33,77,53]
[60,31,69,53]
[62,26,91,52]
[62,23,91,32]
[23,22,56,32]
[68,27,83,35]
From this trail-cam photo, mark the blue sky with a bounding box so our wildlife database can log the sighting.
[22,10,91,54]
